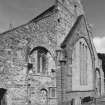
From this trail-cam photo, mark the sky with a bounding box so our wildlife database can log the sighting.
[82,0,105,53]
[0,0,105,53]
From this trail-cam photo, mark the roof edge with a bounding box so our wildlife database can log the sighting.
[61,15,84,48]
[30,5,56,23]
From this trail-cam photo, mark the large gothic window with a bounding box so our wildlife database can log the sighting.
[72,38,93,89]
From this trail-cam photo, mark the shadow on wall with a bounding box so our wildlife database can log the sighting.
[0,88,7,105]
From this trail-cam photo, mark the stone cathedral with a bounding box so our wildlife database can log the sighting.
[0,0,104,105]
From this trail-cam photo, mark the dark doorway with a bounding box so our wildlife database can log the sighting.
[0,88,7,105]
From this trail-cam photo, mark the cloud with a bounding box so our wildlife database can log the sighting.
[93,37,105,53]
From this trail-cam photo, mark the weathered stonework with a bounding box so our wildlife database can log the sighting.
[0,0,104,105]
[0,6,58,105]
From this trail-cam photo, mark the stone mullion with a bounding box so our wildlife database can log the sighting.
[84,45,86,85]
[81,43,84,85]
[83,44,85,85]
[83,44,87,85]
[80,42,82,85]
[82,43,84,85]
[35,51,38,73]
[85,45,87,85]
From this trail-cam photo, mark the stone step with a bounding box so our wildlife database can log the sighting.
[96,101,105,105]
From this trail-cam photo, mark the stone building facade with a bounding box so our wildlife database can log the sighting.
[0,0,104,105]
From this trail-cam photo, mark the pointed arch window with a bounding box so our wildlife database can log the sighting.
[30,47,48,74]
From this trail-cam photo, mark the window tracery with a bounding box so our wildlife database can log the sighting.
[29,47,55,76]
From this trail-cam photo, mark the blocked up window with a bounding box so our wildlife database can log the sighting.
[49,87,56,98]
